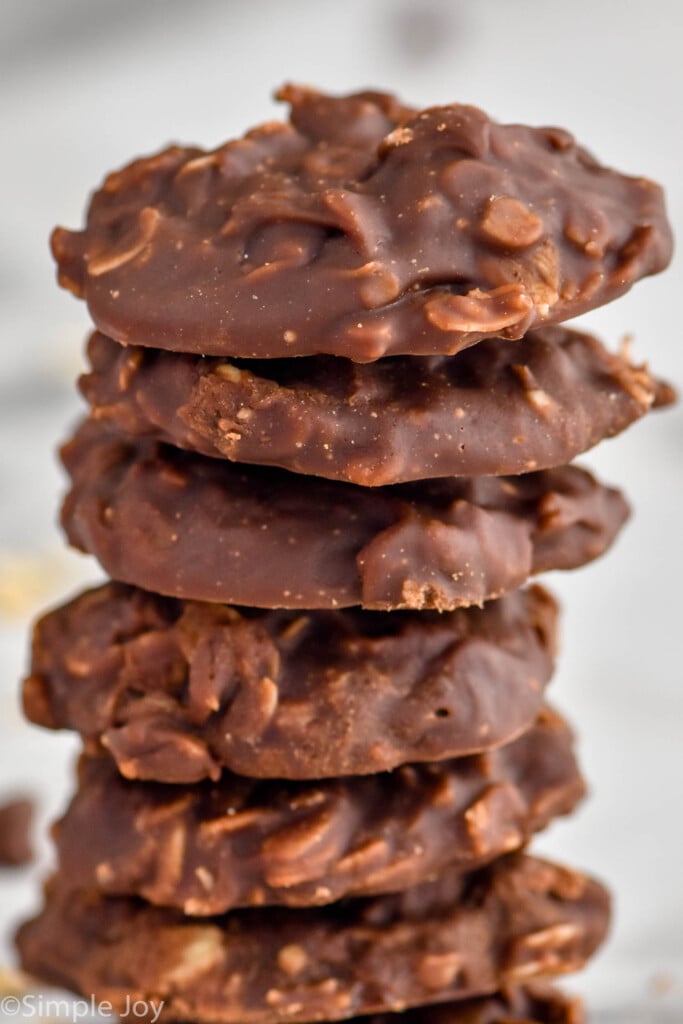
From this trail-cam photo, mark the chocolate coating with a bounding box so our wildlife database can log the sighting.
[81,326,667,485]
[51,86,672,362]
[24,582,558,781]
[54,708,583,913]
[60,419,629,610]
[17,854,609,1024]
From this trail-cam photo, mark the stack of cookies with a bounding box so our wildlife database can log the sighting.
[17,87,673,1024]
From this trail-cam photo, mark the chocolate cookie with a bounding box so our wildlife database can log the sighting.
[61,419,629,610]
[17,854,609,1024]
[24,583,557,781]
[82,327,668,485]
[50,86,671,362]
[54,708,583,913]
[0,799,34,867]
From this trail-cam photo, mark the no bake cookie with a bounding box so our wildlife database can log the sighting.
[25,582,558,780]
[54,708,583,912]
[61,419,629,610]
[51,86,672,361]
[17,854,609,1024]
[82,327,669,485]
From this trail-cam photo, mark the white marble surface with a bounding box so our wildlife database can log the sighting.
[0,0,681,1019]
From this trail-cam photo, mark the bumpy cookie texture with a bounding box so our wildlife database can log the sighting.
[24,583,557,781]
[61,419,629,610]
[54,708,583,913]
[17,854,609,1024]
[82,327,671,485]
[0,799,34,867]
[50,86,672,361]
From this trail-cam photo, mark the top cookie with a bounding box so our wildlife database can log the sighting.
[51,86,672,362]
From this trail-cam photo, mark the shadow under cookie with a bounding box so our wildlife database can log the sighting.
[335,986,585,1024]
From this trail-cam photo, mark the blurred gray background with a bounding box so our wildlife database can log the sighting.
[0,0,681,1017]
